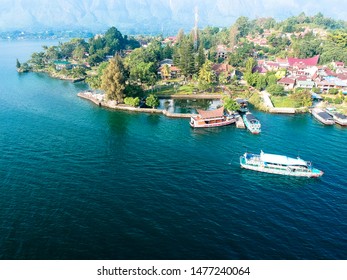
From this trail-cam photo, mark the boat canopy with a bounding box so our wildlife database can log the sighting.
[317,111,334,120]
[335,113,347,119]
[245,113,258,122]
[260,151,307,166]
[197,107,224,119]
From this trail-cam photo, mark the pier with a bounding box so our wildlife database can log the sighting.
[235,116,245,128]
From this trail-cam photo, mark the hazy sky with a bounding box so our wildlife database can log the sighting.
[0,0,346,32]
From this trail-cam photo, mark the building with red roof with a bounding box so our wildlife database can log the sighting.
[278,77,296,90]
[287,55,319,67]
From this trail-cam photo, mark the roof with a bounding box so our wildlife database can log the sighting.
[260,151,307,166]
[197,107,224,119]
[253,65,267,74]
[278,77,295,84]
[212,63,232,74]
[288,55,319,67]
[296,80,315,86]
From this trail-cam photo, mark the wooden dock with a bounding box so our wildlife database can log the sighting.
[236,116,245,128]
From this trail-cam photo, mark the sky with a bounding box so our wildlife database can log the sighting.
[0,0,346,33]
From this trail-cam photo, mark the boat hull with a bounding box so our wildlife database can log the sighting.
[190,118,235,128]
[311,109,335,125]
[240,162,323,177]
[239,154,323,178]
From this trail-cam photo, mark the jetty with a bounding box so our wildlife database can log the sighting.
[235,115,245,128]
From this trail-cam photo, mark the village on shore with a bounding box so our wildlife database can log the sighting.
[18,13,347,118]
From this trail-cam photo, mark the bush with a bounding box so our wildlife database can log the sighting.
[334,97,343,104]
[124,97,140,107]
[328,88,339,95]
[145,94,159,108]
[266,84,285,96]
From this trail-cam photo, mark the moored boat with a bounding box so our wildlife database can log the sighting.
[242,112,261,134]
[311,108,335,125]
[235,98,248,113]
[240,151,323,178]
[190,107,236,128]
[325,108,347,126]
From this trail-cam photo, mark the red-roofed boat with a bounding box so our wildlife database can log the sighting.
[190,107,236,128]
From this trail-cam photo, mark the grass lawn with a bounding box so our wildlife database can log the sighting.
[270,96,298,107]
[152,83,223,96]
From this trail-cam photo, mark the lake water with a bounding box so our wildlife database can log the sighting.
[0,40,346,260]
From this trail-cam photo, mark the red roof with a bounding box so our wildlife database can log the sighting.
[288,55,319,67]
[197,107,224,119]
[278,77,295,84]
[253,65,268,74]
[296,75,308,81]
[337,73,347,81]
[212,63,232,74]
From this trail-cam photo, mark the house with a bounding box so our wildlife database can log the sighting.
[253,65,268,74]
[278,77,296,90]
[54,60,72,70]
[157,60,181,79]
[276,57,289,68]
[216,45,232,60]
[159,59,173,67]
[212,63,232,77]
[332,61,345,68]
[287,55,320,67]
[296,80,315,89]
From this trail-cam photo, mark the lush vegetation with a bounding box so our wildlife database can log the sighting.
[21,12,347,111]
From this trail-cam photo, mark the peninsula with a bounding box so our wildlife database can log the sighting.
[20,13,347,115]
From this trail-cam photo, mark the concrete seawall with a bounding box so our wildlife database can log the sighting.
[77,91,195,118]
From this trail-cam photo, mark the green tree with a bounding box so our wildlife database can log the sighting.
[124,97,140,107]
[146,94,159,108]
[266,84,285,96]
[178,38,195,78]
[245,57,256,74]
[290,89,312,107]
[198,60,216,84]
[256,75,267,90]
[195,42,205,73]
[163,44,173,59]
[266,74,278,86]
[101,55,126,102]
[223,96,240,112]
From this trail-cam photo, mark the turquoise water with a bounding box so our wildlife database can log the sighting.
[0,40,346,260]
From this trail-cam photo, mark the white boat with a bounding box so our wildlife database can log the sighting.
[190,107,236,128]
[325,108,347,126]
[242,112,261,134]
[240,151,323,178]
[311,108,335,125]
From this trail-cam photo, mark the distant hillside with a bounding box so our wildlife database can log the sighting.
[1,0,347,33]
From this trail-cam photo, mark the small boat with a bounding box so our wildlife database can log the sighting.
[311,108,334,125]
[242,112,261,134]
[235,98,248,113]
[240,151,323,178]
[190,107,236,128]
[325,108,347,126]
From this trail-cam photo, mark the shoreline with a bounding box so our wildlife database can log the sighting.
[77,91,194,118]
[77,90,306,117]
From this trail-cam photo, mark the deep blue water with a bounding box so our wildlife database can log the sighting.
[0,40,346,260]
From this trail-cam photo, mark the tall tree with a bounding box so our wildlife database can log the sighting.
[179,38,195,78]
[195,42,206,73]
[101,55,126,103]
[245,57,256,74]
